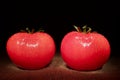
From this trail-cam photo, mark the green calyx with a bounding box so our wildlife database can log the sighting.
[21,27,44,33]
[73,25,92,33]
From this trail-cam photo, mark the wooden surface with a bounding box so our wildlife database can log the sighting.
[0,53,120,80]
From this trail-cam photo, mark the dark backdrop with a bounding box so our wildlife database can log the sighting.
[0,1,119,57]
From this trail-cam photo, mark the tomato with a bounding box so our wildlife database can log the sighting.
[60,25,111,71]
[6,30,56,70]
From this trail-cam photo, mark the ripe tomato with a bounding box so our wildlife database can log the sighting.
[60,25,111,71]
[6,30,56,70]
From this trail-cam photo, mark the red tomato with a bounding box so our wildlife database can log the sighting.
[60,26,111,71]
[6,32,56,70]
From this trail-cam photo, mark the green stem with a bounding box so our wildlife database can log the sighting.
[82,25,92,33]
[73,25,81,32]
[37,28,44,32]
[74,25,92,33]
[82,25,87,32]
[20,27,44,33]
[86,27,92,33]
[26,27,31,33]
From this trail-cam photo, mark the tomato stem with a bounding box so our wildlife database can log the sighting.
[86,27,92,33]
[26,27,30,33]
[20,27,45,33]
[82,25,87,32]
[82,25,92,33]
[25,27,35,33]
[73,25,81,32]
[20,27,35,33]
[37,28,44,32]
[73,25,92,33]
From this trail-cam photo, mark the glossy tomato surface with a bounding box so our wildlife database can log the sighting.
[6,32,56,70]
[61,31,111,71]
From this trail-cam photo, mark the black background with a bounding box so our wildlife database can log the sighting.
[0,1,119,57]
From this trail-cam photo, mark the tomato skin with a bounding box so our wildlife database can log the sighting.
[6,32,56,70]
[60,31,111,71]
